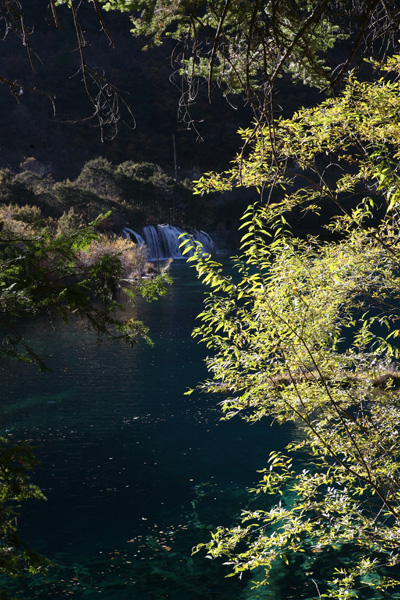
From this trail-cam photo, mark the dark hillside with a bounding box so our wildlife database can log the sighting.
[0,1,327,182]
[0,2,253,179]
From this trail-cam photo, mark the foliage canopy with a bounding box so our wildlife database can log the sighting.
[103,0,400,124]
[182,52,400,598]
[0,203,171,365]
[3,1,400,141]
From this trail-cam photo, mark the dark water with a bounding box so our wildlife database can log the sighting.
[0,261,294,599]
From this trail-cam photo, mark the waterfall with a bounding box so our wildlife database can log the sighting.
[124,224,214,260]
[122,227,145,246]
[142,225,213,260]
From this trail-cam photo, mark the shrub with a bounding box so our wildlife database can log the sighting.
[77,236,150,280]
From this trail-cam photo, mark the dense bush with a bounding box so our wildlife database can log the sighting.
[0,203,152,282]
[77,236,151,280]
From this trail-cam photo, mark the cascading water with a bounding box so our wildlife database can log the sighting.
[125,224,214,260]
[122,227,145,247]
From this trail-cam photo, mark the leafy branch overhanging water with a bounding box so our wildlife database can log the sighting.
[182,52,400,598]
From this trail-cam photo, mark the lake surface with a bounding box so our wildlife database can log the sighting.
[0,261,295,599]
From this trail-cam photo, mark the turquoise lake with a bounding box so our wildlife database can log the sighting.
[0,261,299,599]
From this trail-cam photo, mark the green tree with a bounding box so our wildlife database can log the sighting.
[0,170,35,207]
[181,53,400,598]
[3,1,400,142]
[0,204,170,365]
[76,157,119,200]
[114,161,196,226]
[51,181,123,229]
[104,0,400,122]
[0,441,49,581]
